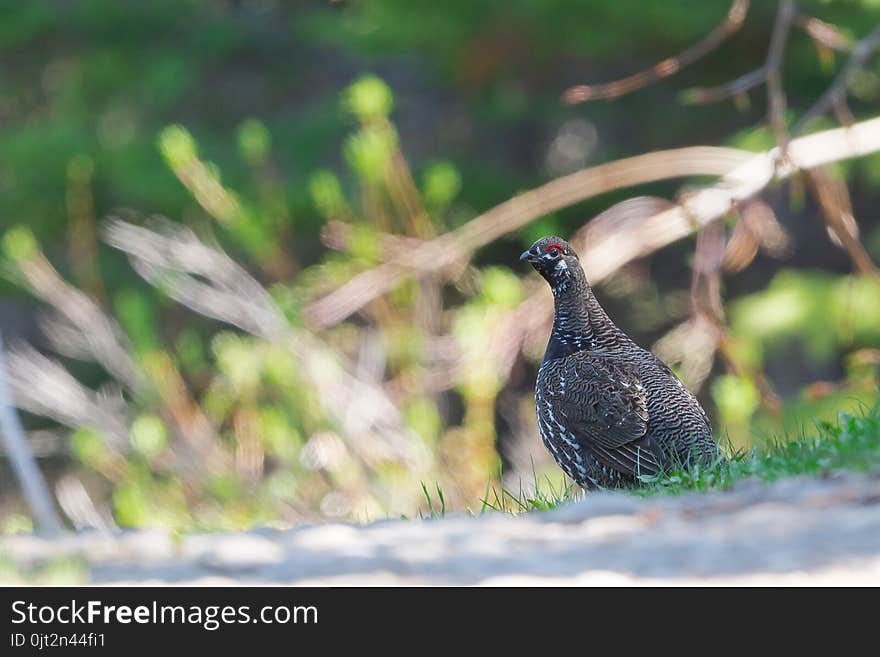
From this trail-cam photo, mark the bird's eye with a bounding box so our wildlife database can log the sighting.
[546,244,563,256]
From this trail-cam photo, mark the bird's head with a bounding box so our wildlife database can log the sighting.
[520,236,579,290]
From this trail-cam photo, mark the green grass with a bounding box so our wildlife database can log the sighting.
[418,481,447,519]
[638,403,880,497]
[421,402,880,517]
[477,473,580,515]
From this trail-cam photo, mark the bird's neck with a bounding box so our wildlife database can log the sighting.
[545,266,625,361]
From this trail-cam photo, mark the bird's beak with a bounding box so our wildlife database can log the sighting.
[520,249,537,262]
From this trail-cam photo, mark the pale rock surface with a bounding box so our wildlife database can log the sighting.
[3,471,879,585]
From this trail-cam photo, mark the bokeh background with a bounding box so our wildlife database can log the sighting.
[1,0,879,532]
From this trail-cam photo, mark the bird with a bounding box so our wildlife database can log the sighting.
[520,235,723,490]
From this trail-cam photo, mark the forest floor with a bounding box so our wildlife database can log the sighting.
[2,468,880,585]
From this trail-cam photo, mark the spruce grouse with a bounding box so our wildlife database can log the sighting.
[521,235,723,489]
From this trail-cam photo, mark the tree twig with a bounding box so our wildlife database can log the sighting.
[804,167,878,277]
[682,66,768,105]
[563,0,749,103]
[793,22,880,135]
[683,0,795,123]
[765,0,796,150]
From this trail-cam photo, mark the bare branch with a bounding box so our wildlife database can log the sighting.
[305,146,753,328]
[683,0,795,127]
[804,168,878,277]
[832,97,856,127]
[682,66,767,105]
[794,23,880,135]
[574,117,880,286]
[563,0,749,103]
[690,219,727,324]
[307,117,880,329]
[765,0,796,150]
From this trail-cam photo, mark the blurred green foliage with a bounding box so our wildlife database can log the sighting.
[1,1,879,530]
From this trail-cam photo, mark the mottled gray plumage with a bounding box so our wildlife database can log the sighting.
[521,236,723,489]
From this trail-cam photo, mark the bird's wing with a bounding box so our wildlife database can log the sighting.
[538,352,662,478]
[645,349,711,422]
